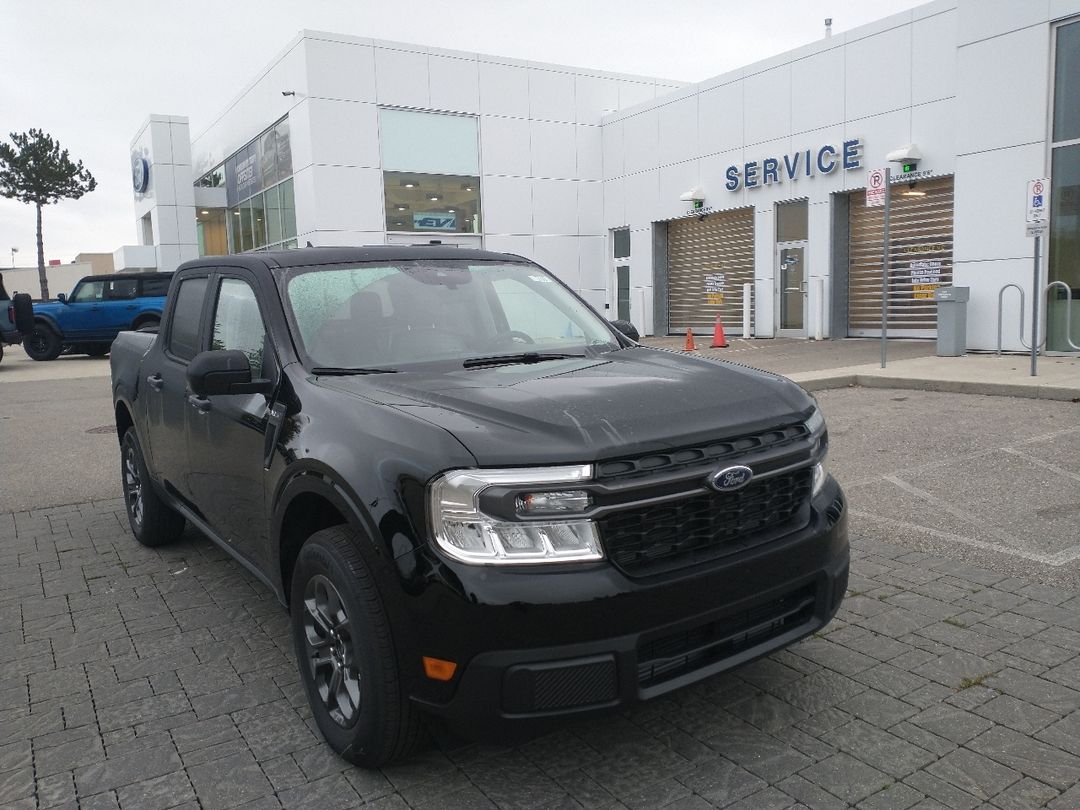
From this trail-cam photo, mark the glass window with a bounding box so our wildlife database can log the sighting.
[140,276,171,296]
[1053,20,1080,143]
[71,280,105,302]
[239,200,255,252]
[776,200,809,242]
[264,185,283,245]
[229,208,243,254]
[383,171,481,233]
[613,229,630,259]
[379,109,479,175]
[107,279,138,300]
[168,277,208,361]
[196,164,226,188]
[280,179,297,240]
[491,277,587,342]
[251,193,267,250]
[197,209,229,257]
[211,279,266,377]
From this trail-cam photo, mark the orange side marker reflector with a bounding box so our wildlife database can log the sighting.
[423,656,458,681]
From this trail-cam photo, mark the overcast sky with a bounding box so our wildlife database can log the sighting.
[2,0,925,266]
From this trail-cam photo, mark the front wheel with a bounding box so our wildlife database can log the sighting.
[120,428,185,547]
[23,324,63,361]
[291,526,424,767]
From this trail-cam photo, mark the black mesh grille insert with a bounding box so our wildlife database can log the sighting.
[638,583,817,688]
[597,423,809,480]
[598,467,813,576]
[502,656,618,714]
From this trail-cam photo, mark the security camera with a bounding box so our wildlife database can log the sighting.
[679,186,705,203]
[886,144,921,169]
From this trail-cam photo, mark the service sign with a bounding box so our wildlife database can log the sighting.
[414,212,457,231]
[1025,178,1050,237]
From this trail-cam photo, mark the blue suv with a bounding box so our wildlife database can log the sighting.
[24,273,172,361]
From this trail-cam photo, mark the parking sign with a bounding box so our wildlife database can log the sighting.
[866,168,887,207]
[1026,178,1050,237]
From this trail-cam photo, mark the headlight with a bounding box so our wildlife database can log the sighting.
[805,407,825,436]
[428,465,603,565]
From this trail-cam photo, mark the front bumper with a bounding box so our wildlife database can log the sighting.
[408,478,848,740]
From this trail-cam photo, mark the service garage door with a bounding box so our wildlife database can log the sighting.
[667,207,755,333]
[848,175,954,337]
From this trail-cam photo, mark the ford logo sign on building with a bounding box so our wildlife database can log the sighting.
[708,465,753,493]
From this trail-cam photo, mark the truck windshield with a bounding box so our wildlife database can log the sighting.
[282,261,620,370]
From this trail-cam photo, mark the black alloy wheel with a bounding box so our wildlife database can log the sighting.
[23,324,62,361]
[119,428,185,547]
[290,526,424,766]
[301,574,362,726]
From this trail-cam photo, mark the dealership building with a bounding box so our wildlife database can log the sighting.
[121,0,1080,352]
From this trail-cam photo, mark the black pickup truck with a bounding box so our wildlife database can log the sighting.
[110,246,847,766]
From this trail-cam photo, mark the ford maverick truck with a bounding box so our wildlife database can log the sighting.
[24,272,172,360]
[109,246,847,766]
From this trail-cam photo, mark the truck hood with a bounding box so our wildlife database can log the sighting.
[315,347,814,467]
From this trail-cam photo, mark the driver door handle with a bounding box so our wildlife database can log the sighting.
[146,373,164,391]
[187,395,211,414]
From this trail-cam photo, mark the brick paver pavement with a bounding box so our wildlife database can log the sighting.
[3,501,1080,809]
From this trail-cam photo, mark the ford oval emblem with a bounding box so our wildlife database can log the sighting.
[708,465,753,493]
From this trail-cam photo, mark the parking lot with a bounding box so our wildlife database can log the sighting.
[2,346,1080,809]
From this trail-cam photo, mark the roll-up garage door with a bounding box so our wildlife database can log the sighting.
[667,207,755,333]
[848,176,954,337]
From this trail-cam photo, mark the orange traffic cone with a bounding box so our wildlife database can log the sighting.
[710,314,728,348]
[684,328,697,352]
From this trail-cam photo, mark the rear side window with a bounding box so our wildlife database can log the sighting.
[107,279,138,300]
[140,276,171,296]
[168,277,208,361]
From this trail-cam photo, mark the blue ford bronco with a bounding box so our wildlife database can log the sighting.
[24,272,173,361]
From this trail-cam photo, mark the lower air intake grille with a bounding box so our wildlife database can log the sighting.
[638,584,817,688]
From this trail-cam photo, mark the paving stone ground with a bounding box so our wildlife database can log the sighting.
[2,501,1080,810]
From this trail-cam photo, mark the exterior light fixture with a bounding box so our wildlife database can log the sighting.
[200,209,209,215]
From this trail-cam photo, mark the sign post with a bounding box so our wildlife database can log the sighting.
[866,167,890,367]
[1026,178,1050,377]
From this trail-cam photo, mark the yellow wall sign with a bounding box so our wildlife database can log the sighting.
[913,283,938,300]
[706,292,725,305]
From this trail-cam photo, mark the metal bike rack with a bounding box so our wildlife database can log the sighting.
[997,281,1080,354]
[997,284,1040,354]
[1045,280,1080,352]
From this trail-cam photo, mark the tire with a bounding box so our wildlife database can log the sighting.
[120,428,185,547]
[23,324,63,361]
[135,319,159,333]
[291,526,425,767]
[0,343,4,365]
[84,345,109,357]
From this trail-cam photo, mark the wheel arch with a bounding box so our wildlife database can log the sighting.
[130,310,162,330]
[273,469,381,606]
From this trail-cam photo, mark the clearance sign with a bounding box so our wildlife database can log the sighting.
[726,139,863,191]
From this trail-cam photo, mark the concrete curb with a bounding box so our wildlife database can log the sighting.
[791,372,1080,401]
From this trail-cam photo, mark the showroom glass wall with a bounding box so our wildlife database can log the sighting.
[380,109,481,235]
[1049,18,1080,352]
[195,117,298,256]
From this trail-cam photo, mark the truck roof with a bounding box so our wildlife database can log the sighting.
[174,245,530,273]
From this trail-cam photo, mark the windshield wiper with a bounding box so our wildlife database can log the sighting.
[311,366,399,376]
[462,352,585,369]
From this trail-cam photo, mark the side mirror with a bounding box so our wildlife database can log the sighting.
[187,349,273,397]
[56,293,67,304]
[609,319,640,342]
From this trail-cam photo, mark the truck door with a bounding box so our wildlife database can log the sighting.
[101,277,140,334]
[63,279,106,337]
[185,270,274,569]
[142,273,211,499]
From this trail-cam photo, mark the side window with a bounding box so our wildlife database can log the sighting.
[71,281,104,302]
[168,277,208,361]
[211,278,266,377]
[106,279,138,300]
[140,276,171,296]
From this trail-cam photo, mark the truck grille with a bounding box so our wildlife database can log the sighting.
[638,583,817,688]
[596,423,809,480]
[598,467,813,576]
